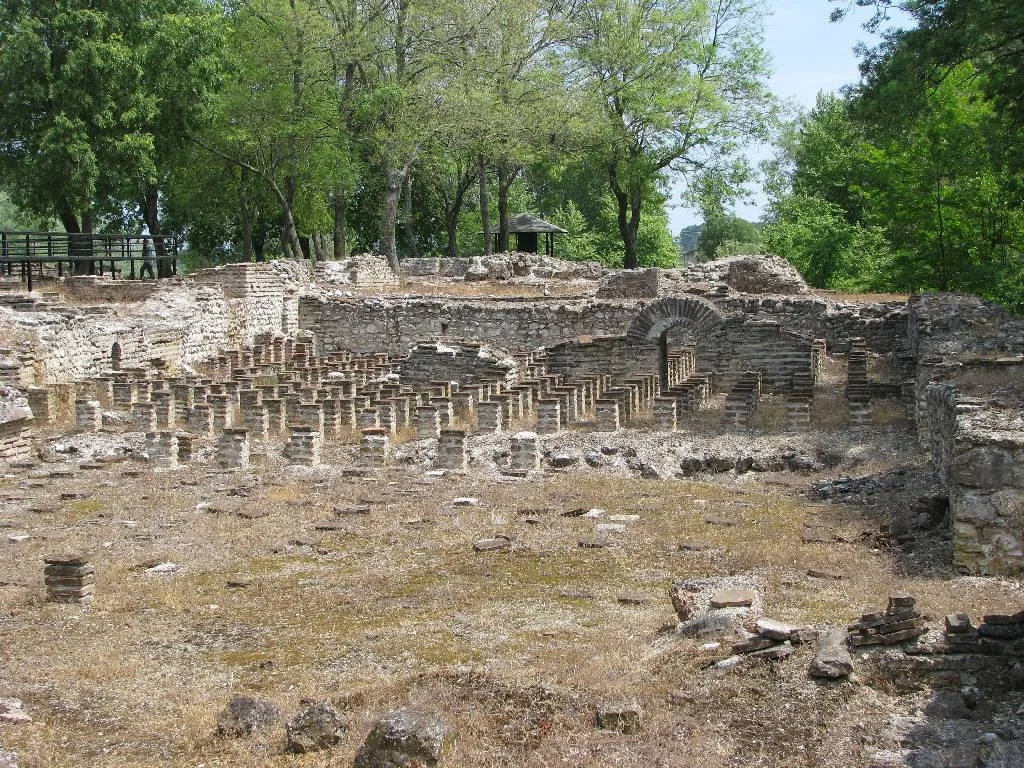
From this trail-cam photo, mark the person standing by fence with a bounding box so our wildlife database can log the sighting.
[139,234,156,279]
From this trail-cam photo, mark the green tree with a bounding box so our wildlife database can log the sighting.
[573,0,774,269]
[0,0,224,273]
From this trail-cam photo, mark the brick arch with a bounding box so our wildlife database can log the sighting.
[626,296,726,341]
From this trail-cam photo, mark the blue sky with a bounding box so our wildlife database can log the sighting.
[668,0,909,232]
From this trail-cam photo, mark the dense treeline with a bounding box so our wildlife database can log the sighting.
[752,0,1024,311]
[0,0,774,271]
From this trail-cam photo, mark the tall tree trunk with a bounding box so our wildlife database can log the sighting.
[280,199,303,261]
[609,161,639,269]
[403,169,419,259]
[60,206,92,276]
[496,165,519,253]
[445,214,460,258]
[332,186,347,260]
[478,155,491,256]
[442,165,474,259]
[142,184,172,277]
[240,175,254,262]
[380,160,408,272]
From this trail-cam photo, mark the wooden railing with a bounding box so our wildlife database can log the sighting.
[0,231,179,290]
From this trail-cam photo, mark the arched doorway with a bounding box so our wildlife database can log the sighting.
[626,297,726,392]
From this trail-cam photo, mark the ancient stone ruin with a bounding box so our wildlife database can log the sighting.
[1,253,1021,767]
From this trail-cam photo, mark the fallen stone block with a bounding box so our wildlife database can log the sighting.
[809,628,853,679]
[353,708,455,768]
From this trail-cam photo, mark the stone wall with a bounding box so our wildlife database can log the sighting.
[298,296,638,356]
[3,262,308,383]
[401,253,602,282]
[545,320,813,394]
[315,255,397,286]
[949,403,1024,576]
[544,336,659,383]
[60,276,163,303]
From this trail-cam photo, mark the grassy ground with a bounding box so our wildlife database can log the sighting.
[1,422,1020,768]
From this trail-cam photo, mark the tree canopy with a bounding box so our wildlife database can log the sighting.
[0,0,775,271]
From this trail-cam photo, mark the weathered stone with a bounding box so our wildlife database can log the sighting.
[809,628,853,679]
[353,708,456,768]
[676,611,745,639]
[669,583,695,621]
[285,702,345,754]
[472,536,514,552]
[216,695,281,737]
[709,589,755,609]
[595,700,642,734]
[756,618,803,641]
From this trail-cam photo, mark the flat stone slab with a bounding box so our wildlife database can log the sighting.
[609,514,640,523]
[801,527,834,543]
[473,535,514,552]
[559,589,595,600]
[709,589,756,609]
[756,618,803,640]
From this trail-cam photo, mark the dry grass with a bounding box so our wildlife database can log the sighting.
[1,426,1020,768]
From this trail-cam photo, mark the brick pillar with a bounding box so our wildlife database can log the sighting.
[44,553,94,604]
[536,399,561,435]
[74,399,102,432]
[147,430,178,468]
[217,428,250,469]
[435,429,467,470]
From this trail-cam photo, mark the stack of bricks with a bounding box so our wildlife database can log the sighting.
[27,387,52,424]
[132,401,157,432]
[595,399,620,431]
[510,431,541,472]
[74,399,102,432]
[176,432,195,463]
[284,426,321,466]
[848,595,926,646]
[723,371,762,430]
[786,370,814,432]
[944,610,1024,654]
[358,427,390,468]
[846,338,871,428]
[536,399,561,435]
[416,406,440,439]
[188,403,214,437]
[147,430,179,468]
[217,428,250,469]
[652,397,677,430]
[669,373,711,413]
[476,401,503,433]
[152,390,175,428]
[435,428,467,471]
[44,553,94,604]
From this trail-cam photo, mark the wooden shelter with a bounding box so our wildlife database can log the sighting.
[486,213,567,256]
